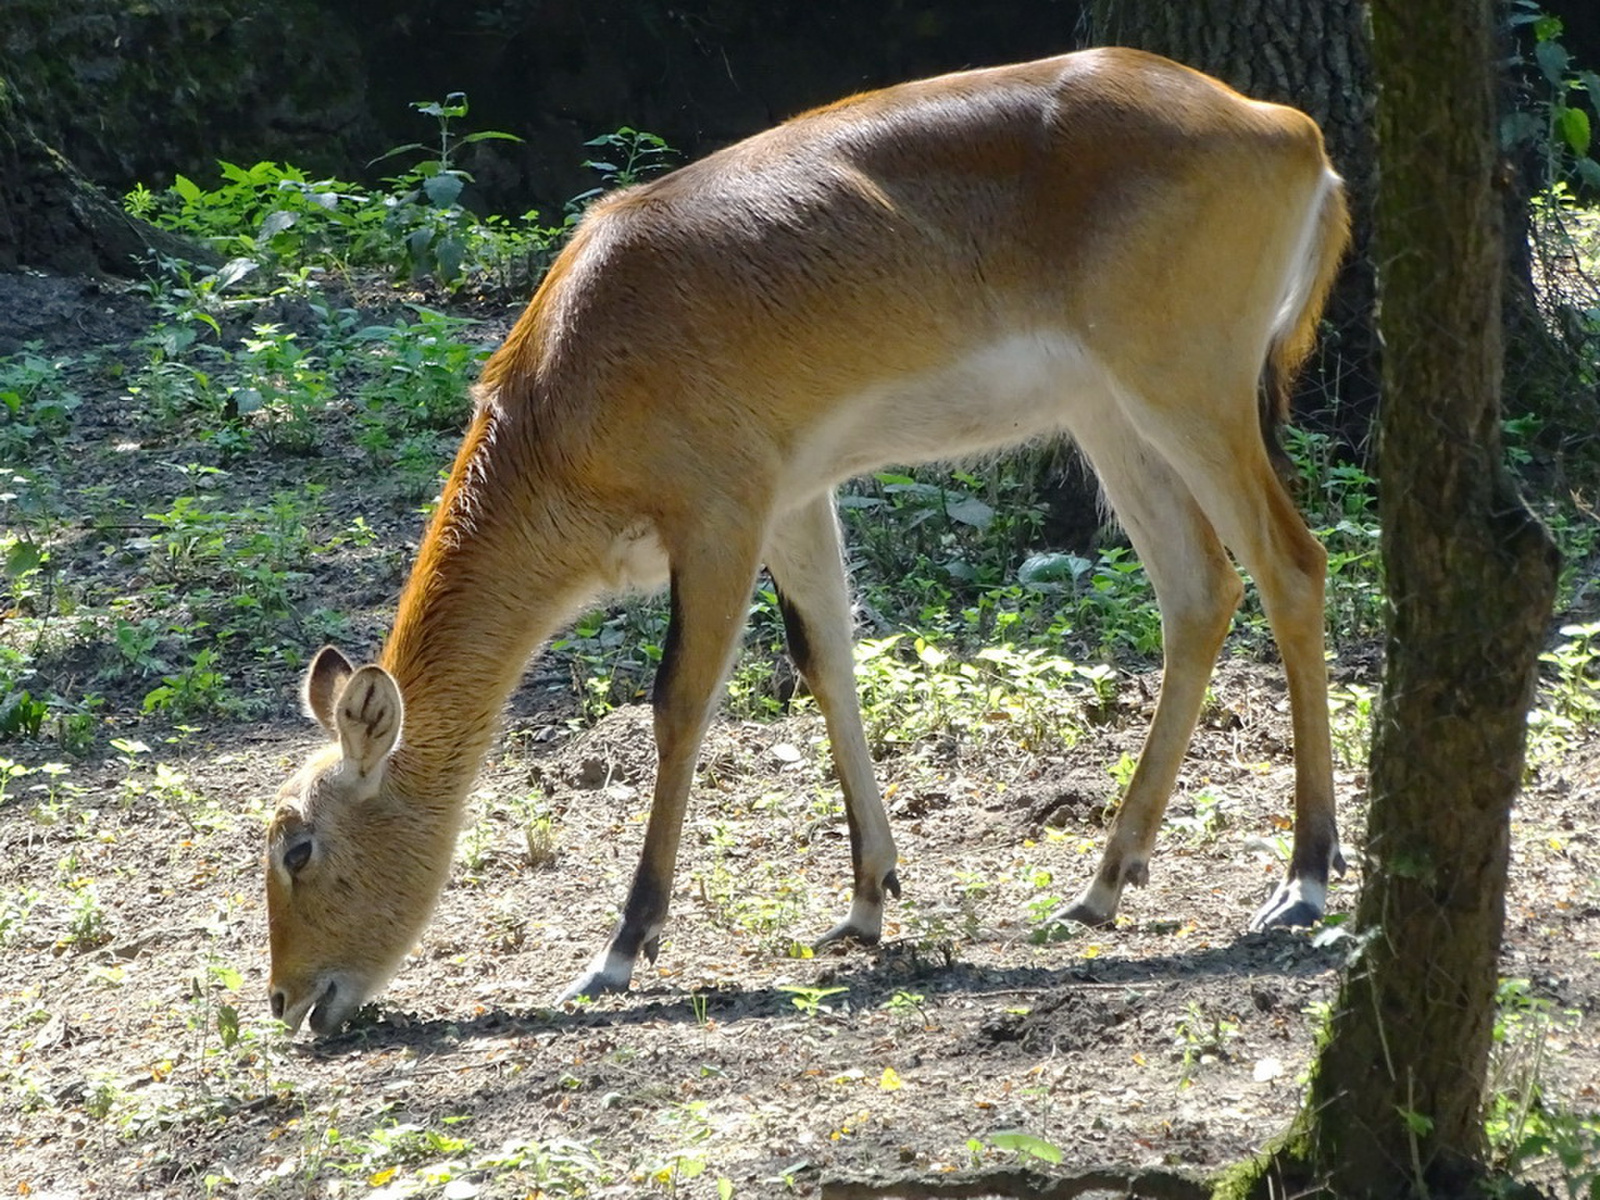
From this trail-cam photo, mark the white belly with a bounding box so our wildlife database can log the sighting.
[781,328,1117,499]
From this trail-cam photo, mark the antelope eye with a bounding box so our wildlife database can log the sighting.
[283,839,314,874]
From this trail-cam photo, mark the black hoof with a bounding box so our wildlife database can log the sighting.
[1249,898,1322,931]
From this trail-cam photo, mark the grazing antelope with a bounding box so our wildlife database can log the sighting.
[266,47,1350,1035]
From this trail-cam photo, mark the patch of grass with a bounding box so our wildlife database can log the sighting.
[695,857,810,950]
[852,635,1103,759]
[353,308,490,456]
[1486,977,1600,1200]
[1529,621,1600,769]
[1329,682,1376,770]
[1172,1000,1242,1088]
[0,343,83,460]
[552,601,671,723]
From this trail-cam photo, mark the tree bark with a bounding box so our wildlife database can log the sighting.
[1254,0,1561,1194]
[0,77,209,276]
[1086,0,1380,454]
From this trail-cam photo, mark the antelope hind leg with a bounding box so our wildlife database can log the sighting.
[1171,413,1341,931]
[1050,431,1241,927]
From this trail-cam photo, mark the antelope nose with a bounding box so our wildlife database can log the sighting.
[270,987,287,1020]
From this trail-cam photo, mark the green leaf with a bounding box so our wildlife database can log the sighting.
[214,257,259,290]
[989,1130,1063,1164]
[423,172,464,207]
[1396,1106,1435,1136]
[259,209,298,237]
[1557,105,1592,157]
[1536,38,1570,87]
[172,174,202,203]
[464,130,524,148]
[216,1004,239,1047]
[1018,552,1088,586]
[461,129,524,145]
[0,690,47,738]
[434,235,465,283]
[945,496,995,528]
[1577,156,1600,188]
[3,539,41,578]
[369,140,430,165]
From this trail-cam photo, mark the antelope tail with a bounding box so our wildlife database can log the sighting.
[1259,168,1352,480]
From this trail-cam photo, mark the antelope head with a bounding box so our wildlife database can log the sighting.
[265,646,451,1035]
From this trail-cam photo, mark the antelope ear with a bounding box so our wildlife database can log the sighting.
[304,646,355,733]
[335,664,404,780]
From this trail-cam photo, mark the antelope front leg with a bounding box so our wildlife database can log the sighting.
[766,496,900,946]
[558,535,762,1003]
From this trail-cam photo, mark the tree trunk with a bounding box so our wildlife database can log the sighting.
[1253,0,1561,1194]
[1086,0,1380,455]
[0,77,208,277]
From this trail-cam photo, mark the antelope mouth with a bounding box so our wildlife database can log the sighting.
[276,977,347,1037]
[306,979,348,1037]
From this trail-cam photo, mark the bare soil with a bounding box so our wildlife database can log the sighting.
[0,270,1596,1199]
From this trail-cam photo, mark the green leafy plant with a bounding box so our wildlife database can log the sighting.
[372,93,525,286]
[570,127,679,207]
[988,1129,1064,1166]
[1540,621,1600,724]
[852,634,1099,759]
[354,307,488,439]
[141,648,234,719]
[0,344,82,459]
[1165,788,1231,844]
[777,983,848,1018]
[128,161,381,267]
[1505,4,1600,191]
[552,601,670,722]
[1172,1000,1240,1087]
[230,323,335,454]
[1485,977,1600,1200]
[1282,426,1384,640]
[1329,682,1377,769]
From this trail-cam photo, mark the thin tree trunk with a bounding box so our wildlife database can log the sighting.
[1255,0,1561,1193]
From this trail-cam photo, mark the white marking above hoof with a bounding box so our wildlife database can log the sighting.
[1249,877,1328,931]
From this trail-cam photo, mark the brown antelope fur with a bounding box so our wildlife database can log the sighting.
[266,47,1350,1034]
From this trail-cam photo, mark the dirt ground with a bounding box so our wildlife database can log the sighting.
[0,270,1596,1198]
